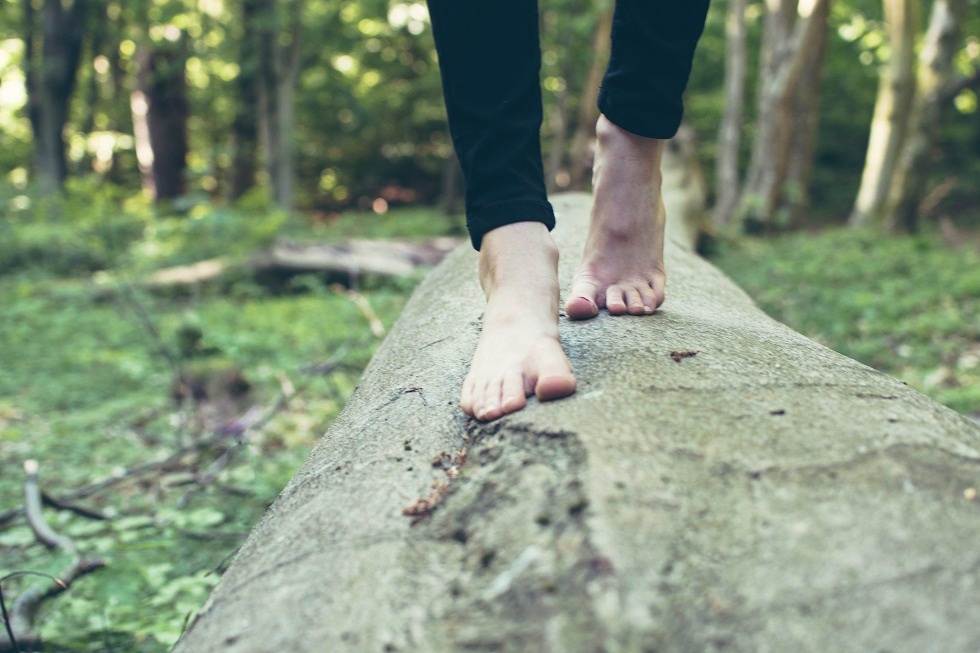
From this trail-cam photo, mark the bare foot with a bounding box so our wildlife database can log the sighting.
[460,222,576,421]
[565,115,667,320]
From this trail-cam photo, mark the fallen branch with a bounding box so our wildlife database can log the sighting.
[0,344,358,529]
[90,237,463,294]
[331,284,386,338]
[1,463,106,653]
[23,461,74,553]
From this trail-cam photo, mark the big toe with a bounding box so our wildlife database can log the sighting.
[565,277,601,320]
[565,295,599,320]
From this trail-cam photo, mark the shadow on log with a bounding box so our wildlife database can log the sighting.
[175,193,980,653]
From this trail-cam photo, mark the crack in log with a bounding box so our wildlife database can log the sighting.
[400,420,615,650]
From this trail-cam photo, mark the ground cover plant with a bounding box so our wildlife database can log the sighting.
[0,195,461,651]
[713,227,980,418]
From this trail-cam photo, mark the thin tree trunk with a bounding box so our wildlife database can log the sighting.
[546,89,570,192]
[883,0,965,232]
[712,0,748,228]
[567,4,613,190]
[738,0,829,230]
[230,0,261,201]
[24,0,88,192]
[134,40,189,201]
[782,0,830,226]
[74,2,107,175]
[848,0,918,228]
[439,150,463,215]
[257,0,302,211]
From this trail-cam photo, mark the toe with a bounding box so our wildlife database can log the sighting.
[500,372,528,415]
[565,275,600,320]
[477,379,504,421]
[605,285,627,315]
[638,285,658,314]
[460,377,476,416]
[624,287,646,315]
[533,345,576,402]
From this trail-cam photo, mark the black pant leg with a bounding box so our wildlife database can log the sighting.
[427,0,555,250]
[598,0,711,139]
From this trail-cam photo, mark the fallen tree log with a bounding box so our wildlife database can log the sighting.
[176,192,980,652]
[143,237,462,288]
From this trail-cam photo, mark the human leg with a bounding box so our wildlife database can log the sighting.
[565,0,710,319]
[427,0,575,420]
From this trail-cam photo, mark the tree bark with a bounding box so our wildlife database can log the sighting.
[229,0,262,201]
[848,0,918,228]
[882,0,966,232]
[545,88,570,192]
[782,0,830,226]
[738,0,829,231]
[23,0,88,192]
[175,188,980,653]
[712,0,748,229]
[133,40,189,201]
[257,0,302,210]
[567,5,613,191]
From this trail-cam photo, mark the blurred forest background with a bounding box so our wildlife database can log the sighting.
[1,0,978,650]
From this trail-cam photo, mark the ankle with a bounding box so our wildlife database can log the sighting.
[478,222,558,289]
[596,115,666,166]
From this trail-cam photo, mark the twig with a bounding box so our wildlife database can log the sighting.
[2,463,105,653]
[117,281,181,374]
[23,461,75,554]
[40,492,109,521]
[1,571,64,653]
[1,560,104,653]
[330,284,386,338]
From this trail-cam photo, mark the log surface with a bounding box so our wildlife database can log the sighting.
[176,193,980,653]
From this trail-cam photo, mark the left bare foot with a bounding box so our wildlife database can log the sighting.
[460,222,576,422]
[565,115,667,320]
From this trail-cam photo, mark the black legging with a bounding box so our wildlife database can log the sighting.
[427,0,710,249]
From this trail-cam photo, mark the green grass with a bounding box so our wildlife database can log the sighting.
[0,191,456,651]
[712,227,980,417]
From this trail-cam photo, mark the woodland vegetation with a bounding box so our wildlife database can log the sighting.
[0,0,978,650]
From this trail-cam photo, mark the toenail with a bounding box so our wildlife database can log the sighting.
[644,305,653,313]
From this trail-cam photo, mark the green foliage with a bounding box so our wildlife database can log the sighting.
[713,227,980,415]
[0,199,453,651]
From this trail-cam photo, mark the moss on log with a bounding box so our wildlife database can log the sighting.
[176,193,980,653]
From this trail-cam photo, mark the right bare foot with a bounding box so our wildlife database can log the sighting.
[565,115,668,320]
[460,222,576,422]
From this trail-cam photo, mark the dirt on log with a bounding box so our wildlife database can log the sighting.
[175,193,980,653]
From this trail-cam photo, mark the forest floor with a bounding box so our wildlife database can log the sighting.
[0,196,977,651]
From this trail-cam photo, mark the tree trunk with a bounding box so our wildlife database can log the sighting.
[712,0,748,229]
[257,0,302,211]
[74,2,108,175]
[133,40,189,202]
[882,0,966,232]
[174,191,980,653]
[23,0,88,192]
[782,0,830,226]
[229,0,262,201]
[545,88,570,192]
[439,150,463,215]
[738,0,829,231]
[567,5,613,191]
[848,0,918,228]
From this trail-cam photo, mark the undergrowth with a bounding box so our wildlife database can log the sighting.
[713,227,980,417]
[0,185,460,651]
